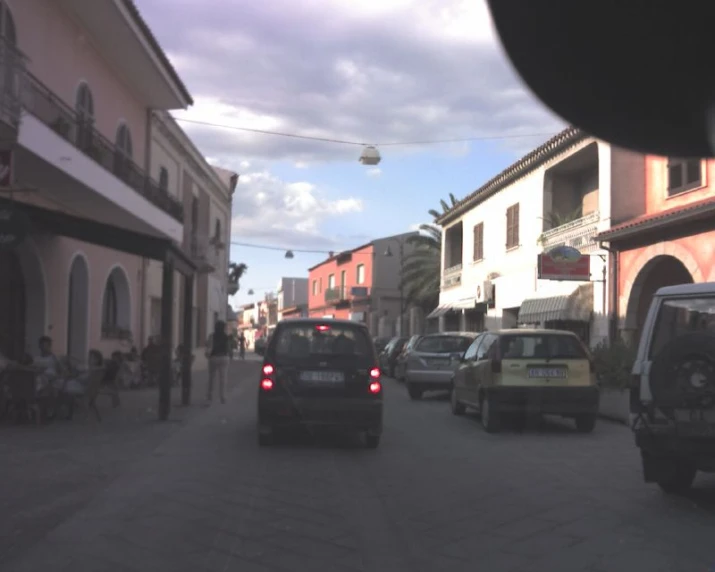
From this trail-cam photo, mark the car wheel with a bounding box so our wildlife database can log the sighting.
[450,386,466,415]
[575,414,597,433]
[657,462,697,494]
[407,383,423,400]
[480,396,500,433]
[365,434,381,449]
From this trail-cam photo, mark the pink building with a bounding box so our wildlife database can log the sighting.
[0,0,199,410]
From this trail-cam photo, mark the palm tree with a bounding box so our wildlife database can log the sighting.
[227,262,247,292]
[401,223,441,310]
[400,195,458,310]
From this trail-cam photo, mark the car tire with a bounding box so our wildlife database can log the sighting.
[450,386,466,415]
[407,383,423,400]
[365,434,381,449]
[655,461,697,494]
[575,414,597,433]
[480,396,500,433]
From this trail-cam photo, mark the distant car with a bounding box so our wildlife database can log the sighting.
[379,336,408,378]
[450,329,598,433]
[394,335,422,382]
[254,337,267,356]
[257,318,383,448]
[405,332,479,400]
[373,337,391,355]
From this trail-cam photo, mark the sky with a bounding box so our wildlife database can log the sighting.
[137,0,566,308]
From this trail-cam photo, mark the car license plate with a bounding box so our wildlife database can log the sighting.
[528,368,567,379]
[299,371,345,383]
[428,359,447,368]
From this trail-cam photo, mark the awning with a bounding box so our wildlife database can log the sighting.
[427,304,452,319]
[518,283,594,324]
[426,298,478,319]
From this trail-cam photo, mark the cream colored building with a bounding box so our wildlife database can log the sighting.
[141,111,236,368]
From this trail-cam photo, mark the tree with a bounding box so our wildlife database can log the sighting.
[401,223,441,311]
[400,195,458,311]
[228,262,248,291]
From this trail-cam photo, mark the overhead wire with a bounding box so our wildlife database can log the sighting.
[172,116,558,147]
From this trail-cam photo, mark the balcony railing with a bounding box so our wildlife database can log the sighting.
[442,263,462,289]
[189,234,221,273]
[21,72,184,223]
[227,278,239,296]
[0,36,26,128]
[539,211,600,251]
[325,286,347,303]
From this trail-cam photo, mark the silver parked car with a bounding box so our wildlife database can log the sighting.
[405,332,480,400]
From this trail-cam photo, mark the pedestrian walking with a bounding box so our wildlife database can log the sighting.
[205,320,230,404]
[238,331,246,360]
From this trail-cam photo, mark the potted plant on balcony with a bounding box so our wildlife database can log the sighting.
[227,262,247,296]
[51,117,71,139]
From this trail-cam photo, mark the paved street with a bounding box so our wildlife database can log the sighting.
[2,360,715,572]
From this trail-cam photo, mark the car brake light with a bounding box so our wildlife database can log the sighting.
[369,381,381,394]
[369,367,380,379]
[261,378,274,390]
[491,359,501,374]
[262,364,274,375]
[316,324,330,332]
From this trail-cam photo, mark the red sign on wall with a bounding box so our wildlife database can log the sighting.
[538,252,590,281]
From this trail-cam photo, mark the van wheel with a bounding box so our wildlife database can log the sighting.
[407,383,423,400]
[480,396,500,433]
[575,414,597,433]
[450,387,466,415]
[657,462,697,494]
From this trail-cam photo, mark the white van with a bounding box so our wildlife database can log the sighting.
[631,282,715,494]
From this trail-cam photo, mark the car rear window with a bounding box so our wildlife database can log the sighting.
[649,296,715,358]
[271,323,374,362]
[415,335,474,354]
[499,334,588,360]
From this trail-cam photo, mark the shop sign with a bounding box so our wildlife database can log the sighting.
[0,207,29,249]
[538,245,590,281]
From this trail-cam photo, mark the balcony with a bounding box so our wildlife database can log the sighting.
[0,36,26,131]
[538,211,601,251]
[227,278,239,296]
[21,72,184,223]
[189,234,221,273]
[442,263,463,289]
[325,286,347,303]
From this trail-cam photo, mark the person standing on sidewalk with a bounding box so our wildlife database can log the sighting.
[238,331,246,360]
[205,320,230,404]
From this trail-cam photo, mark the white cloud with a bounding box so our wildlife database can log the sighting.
[366,167,382,177]
[229,169,363,248]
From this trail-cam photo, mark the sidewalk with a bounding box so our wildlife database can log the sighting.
[0,360,261,566]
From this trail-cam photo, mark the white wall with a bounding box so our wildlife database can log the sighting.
[440,138,614,344]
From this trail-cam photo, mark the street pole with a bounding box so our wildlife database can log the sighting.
[399,240,405,337]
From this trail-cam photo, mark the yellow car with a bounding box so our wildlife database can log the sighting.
[450,329,599,433]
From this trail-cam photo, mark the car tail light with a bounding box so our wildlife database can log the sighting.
[261,363,275,391]
[316,324,331,332]
[369,381,381,394]
[369,367,380,379]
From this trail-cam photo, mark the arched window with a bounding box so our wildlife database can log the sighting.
[115,123,133,158]
[1,1,17,45]
[75,82,95,151]
[1,2,18,102]
[113,123,133,177]
[102,278,118,328]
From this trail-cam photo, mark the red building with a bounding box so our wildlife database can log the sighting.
[598,157,715,343]
[307,233,416,336]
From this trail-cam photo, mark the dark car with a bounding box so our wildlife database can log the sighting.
[257,318,383,448]
[373,337,391,355]
[379,336,408,378]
